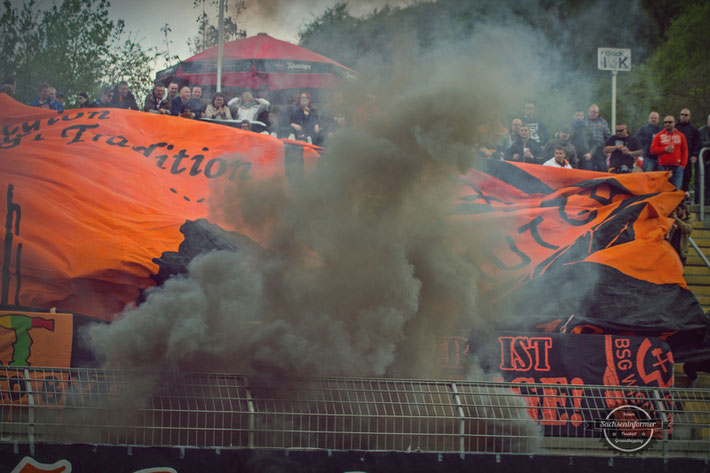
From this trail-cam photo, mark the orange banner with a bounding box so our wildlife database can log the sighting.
[457,160,684,293]
[0,95,317,320]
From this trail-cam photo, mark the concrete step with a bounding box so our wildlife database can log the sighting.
[684,265,710,275]
[675,363,710,388]
[693,294,710,306]
[687,254,710,267]
[688,285,710,295]
[690,229,710,239]
[685,274,710,285]
[691,237,710,248]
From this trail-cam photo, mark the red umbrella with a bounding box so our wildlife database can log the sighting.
[158,33,357,91]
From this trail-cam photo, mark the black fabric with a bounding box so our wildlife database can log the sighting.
[477,159,553,195]
[606,134,641,172]
[148,219,264,290]
[492,261,710,362]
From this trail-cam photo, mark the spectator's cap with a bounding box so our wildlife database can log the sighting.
[78,92,89,99]
[559,125,571,133]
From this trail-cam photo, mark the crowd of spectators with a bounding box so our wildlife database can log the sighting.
[481,102,710,200]
[5,77,710,200]
[8,78,357,148]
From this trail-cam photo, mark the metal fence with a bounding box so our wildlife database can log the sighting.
[1,367,710,458]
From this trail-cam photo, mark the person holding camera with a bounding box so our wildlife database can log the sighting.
[604,123,642,173]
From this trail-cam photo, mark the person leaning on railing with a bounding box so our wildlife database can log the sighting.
[203,93,233,120]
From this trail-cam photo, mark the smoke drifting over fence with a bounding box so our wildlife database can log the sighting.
[90,2,618,387]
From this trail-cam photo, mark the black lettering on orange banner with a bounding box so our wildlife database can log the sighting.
[488,235,531,270]
[518,215,559,250]
[540,195,596,226]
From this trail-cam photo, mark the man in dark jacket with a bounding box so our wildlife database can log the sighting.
[677,108,702,196]
[543,126,578,168]
[110,80,139,110]
[695,114,710,205]
[604,123,642,173]
[570,110,598,171]
[504,124,545,164]
[90,86,114,108]
[520,102,549,145]
[636,111,662,172]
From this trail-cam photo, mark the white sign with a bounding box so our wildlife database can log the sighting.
[597,48,631,71]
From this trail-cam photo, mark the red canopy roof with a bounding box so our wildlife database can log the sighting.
[186,33,351,69]
[164,33,356,91]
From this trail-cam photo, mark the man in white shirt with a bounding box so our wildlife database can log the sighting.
[543,147,573,168]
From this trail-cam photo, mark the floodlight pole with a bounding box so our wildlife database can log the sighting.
[611,70,617,131]
[217,0,225,92]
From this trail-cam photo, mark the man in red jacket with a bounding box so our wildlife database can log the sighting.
[651,115,688,189]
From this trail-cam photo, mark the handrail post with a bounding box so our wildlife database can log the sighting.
[451,382,466,458]
[699,147,709,223]
[23,368,35,457]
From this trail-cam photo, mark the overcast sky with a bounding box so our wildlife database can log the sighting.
[108,0,410,65]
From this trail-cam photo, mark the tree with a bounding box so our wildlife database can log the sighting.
[187,0,246,55]
[0,0,162,105]
[644,2,710,116]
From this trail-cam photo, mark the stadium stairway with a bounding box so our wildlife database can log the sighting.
[677,207,710,387]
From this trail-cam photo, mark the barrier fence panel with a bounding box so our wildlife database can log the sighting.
[2,367,710,458]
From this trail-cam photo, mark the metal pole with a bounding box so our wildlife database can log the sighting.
[689,237,710,269]
[700,147,708,222]
[611,71,617,131]
[216,0,225,92]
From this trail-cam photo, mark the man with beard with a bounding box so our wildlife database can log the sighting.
[543,146,573,168]
[636,111,662,171]
[604,123,642,173]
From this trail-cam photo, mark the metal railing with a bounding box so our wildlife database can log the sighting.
[699,147,708,222]
[2,367,710,459]
[690,236,710,270]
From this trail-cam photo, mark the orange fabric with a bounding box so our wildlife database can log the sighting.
[0,95,317,320]
[460,162,685,295]
[0,96,685,323]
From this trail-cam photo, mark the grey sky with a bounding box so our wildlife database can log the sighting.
[108,0,411,65]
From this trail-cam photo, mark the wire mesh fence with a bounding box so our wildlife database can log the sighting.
[1,367,709,458]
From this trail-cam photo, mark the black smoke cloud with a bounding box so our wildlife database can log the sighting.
[89,7,600,384]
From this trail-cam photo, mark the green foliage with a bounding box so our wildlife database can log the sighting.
[0,0,161,105]
[645,2,710,118]
[298,0,708,132]
[187,0,246,54]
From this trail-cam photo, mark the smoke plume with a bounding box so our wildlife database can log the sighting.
[90,6,599,386]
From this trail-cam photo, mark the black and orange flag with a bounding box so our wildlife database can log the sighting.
[1,94,708,364]
[0,95,318,321]
[459,159,709,362]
